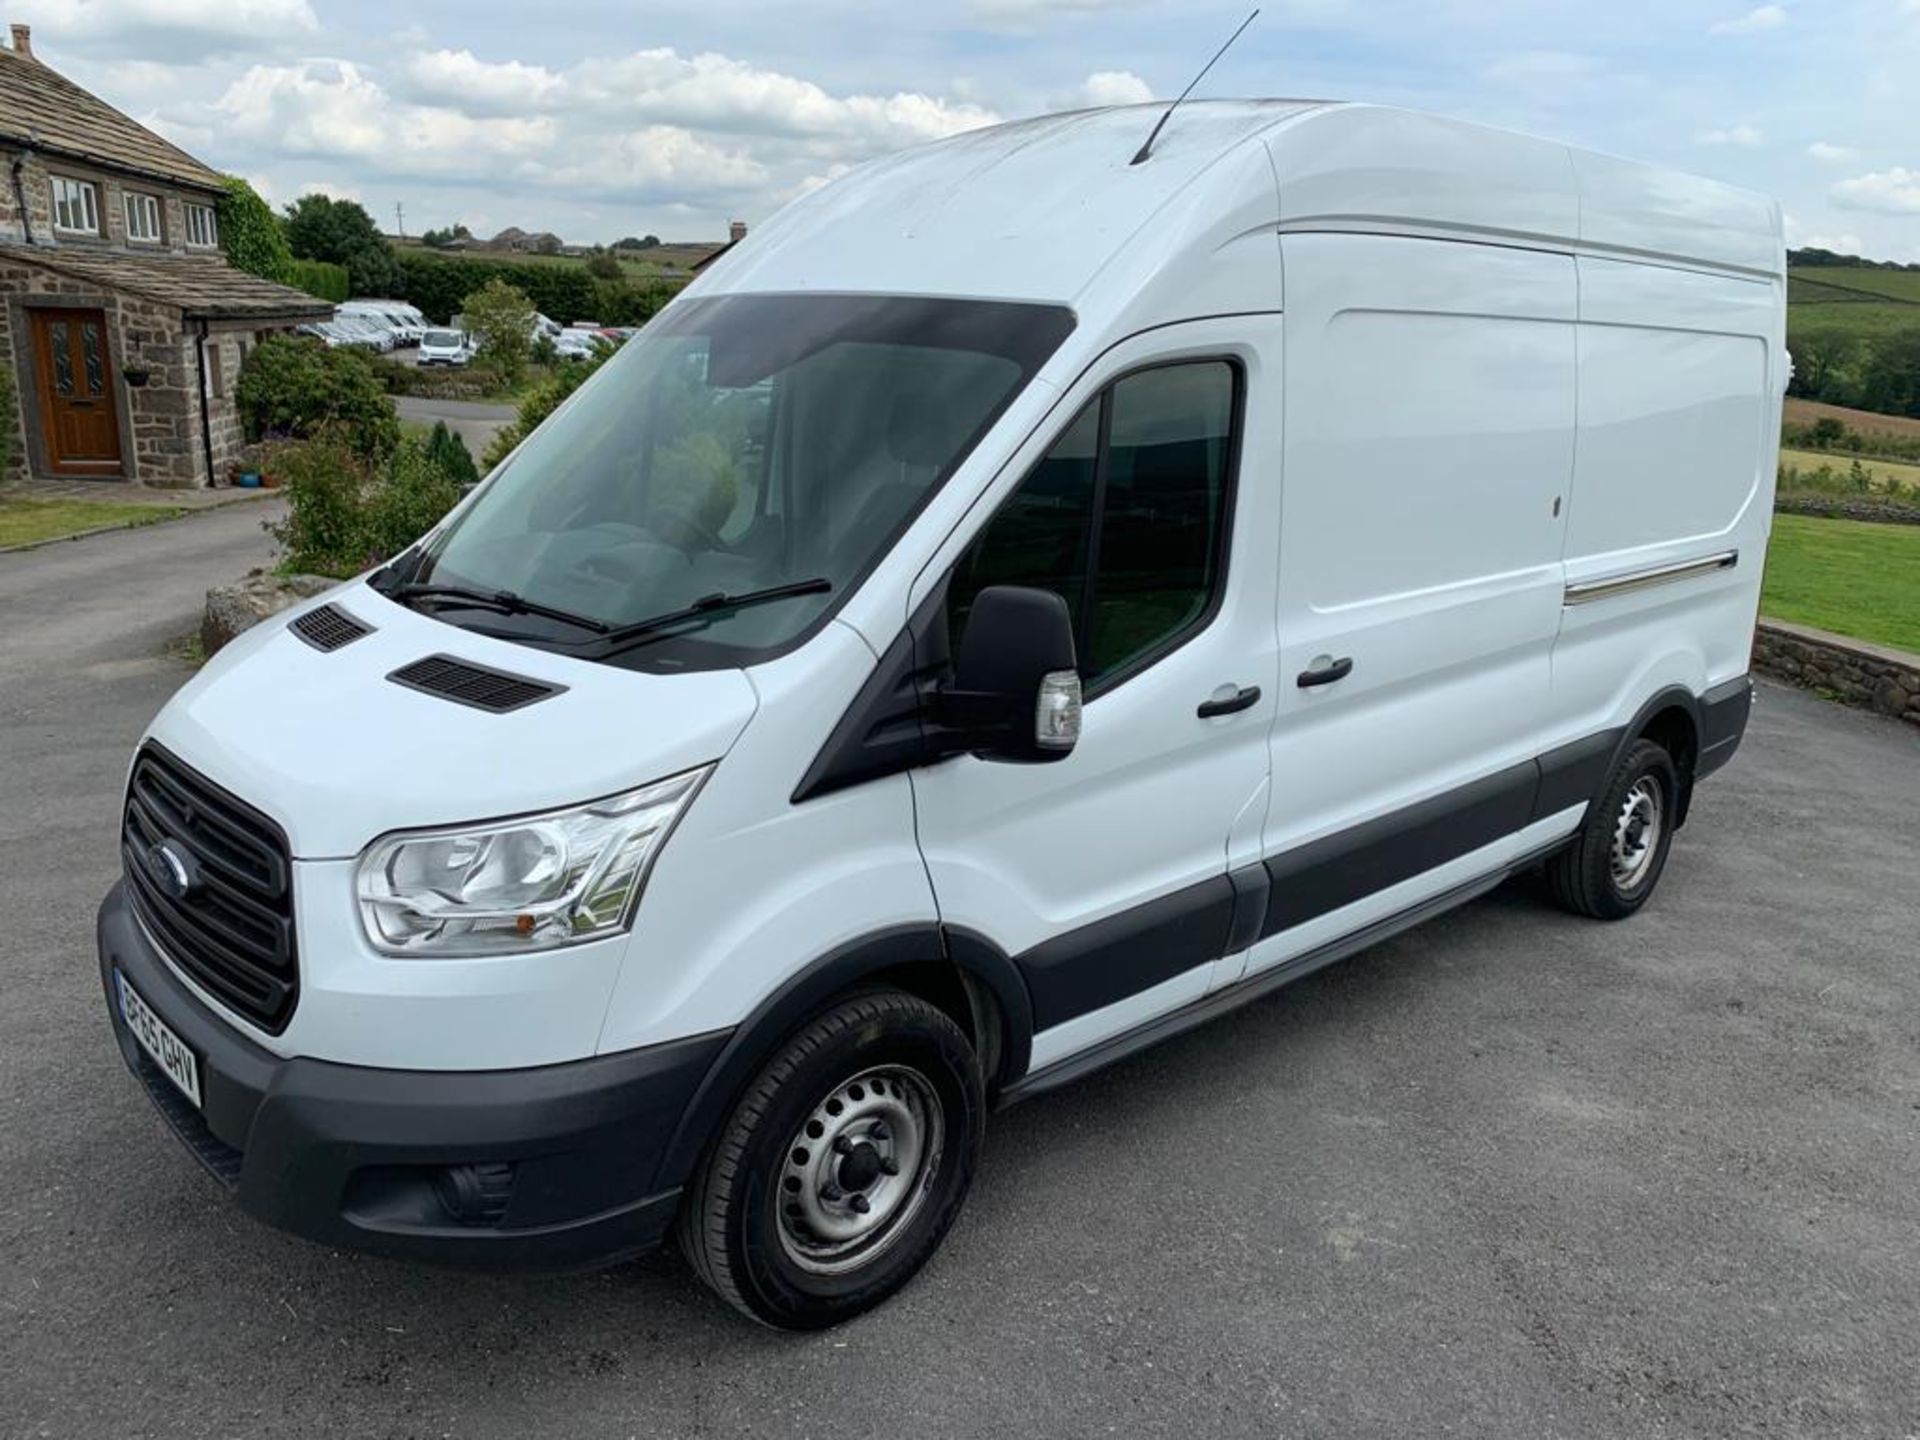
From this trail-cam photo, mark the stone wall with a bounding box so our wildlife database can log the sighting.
[0,257,280,488]
[1753,619,1920,730]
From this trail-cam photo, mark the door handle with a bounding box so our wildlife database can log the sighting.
[1197,684,1262,719]
[1296,656,1353,688]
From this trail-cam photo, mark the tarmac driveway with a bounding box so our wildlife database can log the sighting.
[1,512,1916,1438]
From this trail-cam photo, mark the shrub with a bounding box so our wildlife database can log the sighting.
[1809,416,1847,448]
[585,251,624,280]
[423,421,479,488]
[269,430,467,577]
[481,351,609,468]
[216,175,292,283]
[235,334,400,461]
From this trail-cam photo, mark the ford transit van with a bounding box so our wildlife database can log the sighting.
[99,102,1781,1328]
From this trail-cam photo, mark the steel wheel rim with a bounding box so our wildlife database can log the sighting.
[1610,775,1664,891]
[775,1064,944,1276]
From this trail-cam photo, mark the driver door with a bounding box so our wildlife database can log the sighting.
[908,320,1282,1072]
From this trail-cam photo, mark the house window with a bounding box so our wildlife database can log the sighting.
[124,191,162,243]
[52,176,99,234]
[184,202,218,248]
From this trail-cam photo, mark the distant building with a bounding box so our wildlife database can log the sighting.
[728,219,748,243]
[0,23,328,487]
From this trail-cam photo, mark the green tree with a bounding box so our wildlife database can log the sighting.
[216,175,292,283]
[1859,331,1920,418]
[462,277,538,383]
[283,193,386,263]
[585,250,623,280]
[423,421,480,487]
[283,192,403,297]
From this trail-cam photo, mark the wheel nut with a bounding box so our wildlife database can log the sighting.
[848,1194,871,1215]
[832,1135,853,1156]
[871,1122,890,1142]
[880,1157,900,1176]
[821,1183,843,1202]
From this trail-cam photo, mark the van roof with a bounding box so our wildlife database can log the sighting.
[700,101,1782,306]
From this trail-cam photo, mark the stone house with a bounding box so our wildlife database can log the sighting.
[0,24,328,487]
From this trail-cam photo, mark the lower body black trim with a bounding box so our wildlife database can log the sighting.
[1696,674,1753,781]
[1260,759,1540,937]
[1014,874,1235,1031]
[1002,835,1570,1105]
[99,882,727,1272]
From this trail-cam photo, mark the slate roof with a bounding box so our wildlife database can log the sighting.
[0,47,226,191]
[0,244,332,320]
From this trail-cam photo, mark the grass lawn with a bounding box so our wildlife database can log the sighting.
[1763,513,1920,654]
[0,498,186,548]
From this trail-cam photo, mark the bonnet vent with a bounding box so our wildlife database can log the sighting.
[290,602,373,652]
[387,654,564,713]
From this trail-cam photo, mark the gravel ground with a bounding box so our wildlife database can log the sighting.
[2,512,1916,1439]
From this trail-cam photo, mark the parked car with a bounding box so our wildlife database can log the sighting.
[340,301,420,347]
[552,329,604,362]
[325,312,395,352]
[97,102,1781,1330]
[417,328,472,366]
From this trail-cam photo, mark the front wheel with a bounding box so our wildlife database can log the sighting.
[1544,737,1679,920]
[678,990,984,1328]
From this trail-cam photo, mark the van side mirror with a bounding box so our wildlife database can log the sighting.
[944,585,1082,763]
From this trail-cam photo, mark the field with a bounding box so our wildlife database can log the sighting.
[1762,512,1920,653]
[1778,446,1920,494]
[1783,396,1920,441]
[1788,266,1920,345]
[390,237,718,282]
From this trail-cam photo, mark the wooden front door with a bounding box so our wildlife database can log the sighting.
[30,308,122,476]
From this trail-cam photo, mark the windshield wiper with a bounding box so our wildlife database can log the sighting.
[590,578,833,656]
[386,582,611,635]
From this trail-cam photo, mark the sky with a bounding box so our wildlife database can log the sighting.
[13,0,1920,259]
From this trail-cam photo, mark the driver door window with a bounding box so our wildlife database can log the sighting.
[948,360,1238,694]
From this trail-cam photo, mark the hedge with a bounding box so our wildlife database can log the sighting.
[393,250,673,328]
[287,258,349,303]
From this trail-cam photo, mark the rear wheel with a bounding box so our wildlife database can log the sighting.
[1545,738,1679,920]
[678,990,983,1329]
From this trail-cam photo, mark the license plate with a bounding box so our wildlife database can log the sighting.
[116,971,202,1108]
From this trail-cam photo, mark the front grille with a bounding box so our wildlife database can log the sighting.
[290,602,372,652]
[121,747,298,1033]
[387,654,563,713]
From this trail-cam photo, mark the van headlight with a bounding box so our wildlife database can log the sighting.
[355,766,711,956]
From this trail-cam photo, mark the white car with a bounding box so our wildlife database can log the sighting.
[552,329,604,362]
[417,328,472,366]
[98,102,1779,1330]
[340,302,420,346]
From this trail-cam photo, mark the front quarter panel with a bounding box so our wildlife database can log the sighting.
[595,621,936,1054]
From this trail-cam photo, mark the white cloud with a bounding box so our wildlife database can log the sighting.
[1696,124,1764,147]
[1832,166,1920,214]
[1709,4,1787,34]
[1807,141,1856,164]
[13,0,316,56]
[398,45,997,154]
[1078,70,1153,107]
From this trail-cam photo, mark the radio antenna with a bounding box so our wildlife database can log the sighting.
[1130,8,1260,166]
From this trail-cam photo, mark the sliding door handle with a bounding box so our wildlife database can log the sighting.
[1197,684,1262,719]
[1296,655,1353,688]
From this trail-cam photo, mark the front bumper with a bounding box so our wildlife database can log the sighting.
[98,882,730,1271]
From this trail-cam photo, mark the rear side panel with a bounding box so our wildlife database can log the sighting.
[1550,256,1782,749]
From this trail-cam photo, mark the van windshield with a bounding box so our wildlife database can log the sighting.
[401,293,1075,669]
[423,330,462,347]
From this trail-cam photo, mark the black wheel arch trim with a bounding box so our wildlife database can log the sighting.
[652,924,1035,1194]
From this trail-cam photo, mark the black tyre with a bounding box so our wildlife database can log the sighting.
[1545,737,1680,920]
[678,990,984,1329]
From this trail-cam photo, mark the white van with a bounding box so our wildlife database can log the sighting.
[416,328,471,367]
[99,102,1781,1328]
[340,299,423,346]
